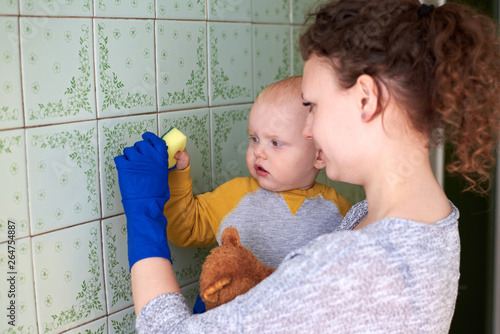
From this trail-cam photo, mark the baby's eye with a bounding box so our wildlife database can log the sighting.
[272,140,283,147]
[249,136,259,143]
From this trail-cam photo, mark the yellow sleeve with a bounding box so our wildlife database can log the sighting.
[164,166,260,247]
[319,184,352,217]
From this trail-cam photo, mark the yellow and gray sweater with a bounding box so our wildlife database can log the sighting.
[164,165,351,268]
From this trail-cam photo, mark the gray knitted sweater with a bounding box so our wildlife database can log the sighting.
[136,200,460,333]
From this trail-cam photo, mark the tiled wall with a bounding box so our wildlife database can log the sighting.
[0,0,366,333]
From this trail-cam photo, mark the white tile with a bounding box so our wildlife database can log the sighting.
[208,22,253,106]
[33,221,106,333]
[98,115,157,218]
[26,121,100,234]
[210,104,252,187]
[0,17,23,129]
[102,216,133,313]
[0,0,18,14]
[0,237,37,333]
[94,19,156,117]
[253,24,291,98]
[20,0,92,16]
[20,17,96,126]
[181,281,201,310]
[292,25,304,76]
[208,0,252,21]
[65,317,108,334]
[95,0,155,18]
[107,306,136,334]
[156,21,208,111]
[253,0,290,23]
[156,0,206,19]
[170,242,213,287]
[0,130,29,242]
[159,109,212,194]
[291,0,318,24]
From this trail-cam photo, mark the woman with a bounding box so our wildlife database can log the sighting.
[114,0,500,332]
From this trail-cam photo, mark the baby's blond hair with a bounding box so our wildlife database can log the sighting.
[255,76,303,107]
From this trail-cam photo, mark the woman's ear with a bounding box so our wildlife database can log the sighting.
[356,74,378,121]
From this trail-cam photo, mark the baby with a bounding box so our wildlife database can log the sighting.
[164,76,351,269]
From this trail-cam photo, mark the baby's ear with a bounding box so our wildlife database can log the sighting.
[313,152,326,170]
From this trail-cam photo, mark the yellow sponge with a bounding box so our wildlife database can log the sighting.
[161,127,187,168]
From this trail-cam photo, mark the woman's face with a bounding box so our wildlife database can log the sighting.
[301,54,363,183]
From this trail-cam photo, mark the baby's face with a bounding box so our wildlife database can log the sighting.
[246,98,322,192]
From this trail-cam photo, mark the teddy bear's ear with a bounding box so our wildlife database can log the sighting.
[201,277,232,303]
[221,226,240,246]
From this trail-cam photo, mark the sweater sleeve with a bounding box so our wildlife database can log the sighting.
[164,167,260,247]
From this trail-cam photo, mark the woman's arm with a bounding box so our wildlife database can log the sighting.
[131,258,181,315]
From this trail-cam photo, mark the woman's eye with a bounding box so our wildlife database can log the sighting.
[272,140,283,147]
[303,102,313,113]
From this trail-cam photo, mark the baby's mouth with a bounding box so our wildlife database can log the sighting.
[254,164,269,176]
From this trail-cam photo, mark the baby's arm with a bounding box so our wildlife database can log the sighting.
[173,149,189,171]
[164,149,218,247]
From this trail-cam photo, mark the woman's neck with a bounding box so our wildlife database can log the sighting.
[355,147,451,230]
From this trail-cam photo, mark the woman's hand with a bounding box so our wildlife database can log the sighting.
[114,132,172,270]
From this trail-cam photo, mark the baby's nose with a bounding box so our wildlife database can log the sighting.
[254,143,267,158]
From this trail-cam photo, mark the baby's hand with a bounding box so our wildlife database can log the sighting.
[174,149,190,170]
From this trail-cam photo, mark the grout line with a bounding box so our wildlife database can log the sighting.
[0,103,254,133]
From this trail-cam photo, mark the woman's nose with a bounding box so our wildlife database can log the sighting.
[302,112,313,140]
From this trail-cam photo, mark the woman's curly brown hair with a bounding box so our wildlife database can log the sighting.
[300,0,500,194]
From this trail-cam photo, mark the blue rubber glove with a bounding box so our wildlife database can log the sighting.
[114,132,171,270]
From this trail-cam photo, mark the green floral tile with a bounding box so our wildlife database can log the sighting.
[156,0,206,19]
[0,17,23,130]
[20,0,91,16]
[292,25,305,76]
[94,19,156,118]
[0,130,29,243]
[159,109,212,195]
[181,282,201,310]
[32,221,106,334]
[208,0,252,21]
[0,0,18,14]
[65,318,107,334]
[102,216,132,313]
[210,104,252,187]
[156,21,208,112]
[107,307,136,334]
[98,115,157,217]
[291,0,316,24]
[253,24,291,98]
[26,121,100,234]
[20,17,96,126]
[0,238,37,333]
[208,22,253,106]
[95,0,154,18]
[170,242,213,287]
[253,0,289,23]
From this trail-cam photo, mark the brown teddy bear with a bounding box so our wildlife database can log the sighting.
[199,226,276,310]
